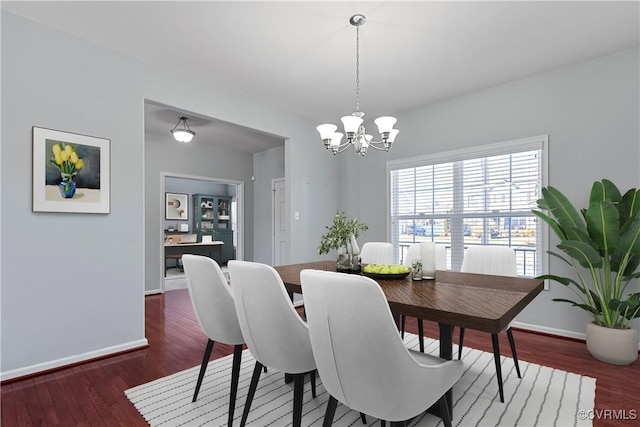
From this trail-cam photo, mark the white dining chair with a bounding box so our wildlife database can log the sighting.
[182,255,245,427]
[460,245,519,403]
[360,242,394,265]
[402,242,447,271]
[402,243,447,351]
[228,260,317,427]
[300,269,464,427]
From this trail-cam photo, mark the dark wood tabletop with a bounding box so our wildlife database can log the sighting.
[274,260,544,334]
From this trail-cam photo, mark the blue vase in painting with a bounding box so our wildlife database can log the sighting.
[59,173,76,198]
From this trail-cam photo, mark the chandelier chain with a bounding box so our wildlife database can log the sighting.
[355,25,360,113]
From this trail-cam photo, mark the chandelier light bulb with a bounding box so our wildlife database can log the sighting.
[374,116,398,134]
[330,132,344,148]
[317,124,337,140]
[341,116,363,134]
[388,129,400,143]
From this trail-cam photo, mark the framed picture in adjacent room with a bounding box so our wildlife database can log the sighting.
[165,192,188,220]
[32,126,110,213]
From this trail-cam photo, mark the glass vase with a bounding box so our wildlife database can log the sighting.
[58,173,76,198]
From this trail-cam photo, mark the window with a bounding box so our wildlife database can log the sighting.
[388,136,547,277]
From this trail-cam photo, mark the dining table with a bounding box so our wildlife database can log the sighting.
[274,260,544,417]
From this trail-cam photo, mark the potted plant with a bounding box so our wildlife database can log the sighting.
[533,179,640,364]
[318,211,368,272]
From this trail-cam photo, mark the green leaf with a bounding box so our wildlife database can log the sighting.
[536,197,549,209]
[557,240,603,269]
[610,294,640,320]
[547,250,573,266]
[532,210,566,240]
[589,179,621,205]
[622,254,640,277]
[620,189,640,233]
[537,273,581,289]
[552,298,601,316]
[585,200,620,252]
[611,213,640,272]
[564,227,593,245]
[540,186,586,234]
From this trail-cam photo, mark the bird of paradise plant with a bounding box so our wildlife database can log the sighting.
[533,179,640,329]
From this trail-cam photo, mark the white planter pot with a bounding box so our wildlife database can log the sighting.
[586,322,638,365]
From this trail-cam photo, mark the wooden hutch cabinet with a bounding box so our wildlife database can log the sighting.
[192,194,234,265]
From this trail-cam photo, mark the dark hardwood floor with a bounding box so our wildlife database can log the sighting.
[2,288,639,426]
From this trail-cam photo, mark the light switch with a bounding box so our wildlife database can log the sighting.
[294,211,300,221]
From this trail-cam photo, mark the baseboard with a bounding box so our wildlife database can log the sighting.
[512,320,640,350]
[0,338,149,382]
[145,288,162,295]
[511,320,587,341]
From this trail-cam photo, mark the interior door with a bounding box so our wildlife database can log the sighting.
[272,178,287,266]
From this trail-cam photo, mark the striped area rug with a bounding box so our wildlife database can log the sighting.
[125,334,595,426]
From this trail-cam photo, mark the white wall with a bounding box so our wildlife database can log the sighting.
[253,145,285,264]
[1,12,339,379]
[340,48,640,340]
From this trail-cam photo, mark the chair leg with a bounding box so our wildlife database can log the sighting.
[417,319,424,353]
[381,422,386,427]
[458,327,465,360]
[437,394,453,427]
[293,374,304,427]
[322,395,338,427]
[240,361,263,427]
[506,328,521,378]
[491,333,505,403]
[360,412,367,424]
[227,344,243,427]
[192,339,214,402]
[400,315,406,338]
[310,370,317,398]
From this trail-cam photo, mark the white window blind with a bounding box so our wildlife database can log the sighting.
[388,135,547,277]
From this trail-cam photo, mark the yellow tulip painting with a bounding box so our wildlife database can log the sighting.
[33,127,110,213]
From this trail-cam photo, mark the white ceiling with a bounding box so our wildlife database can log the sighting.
[4,1,639,153]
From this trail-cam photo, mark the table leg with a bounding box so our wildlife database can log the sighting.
[427,323,454,419]
[439,322,453,414]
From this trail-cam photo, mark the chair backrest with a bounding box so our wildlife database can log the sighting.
[403,243,447,270]
[460,245,517,276]
[228,260,315,374]
[360,242,394,264]
[182,254,244,345]
[300,269,463,421]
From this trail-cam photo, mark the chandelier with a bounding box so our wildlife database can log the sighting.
[317,14,399,156]
[170,116,195,143]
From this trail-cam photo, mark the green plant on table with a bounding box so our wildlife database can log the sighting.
[318,211,368,255]
[533,179,640,329]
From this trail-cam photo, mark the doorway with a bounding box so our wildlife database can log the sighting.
[160,172,244,292]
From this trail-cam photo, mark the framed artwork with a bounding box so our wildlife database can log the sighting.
[32,127,110,213]
[165,192,188,220]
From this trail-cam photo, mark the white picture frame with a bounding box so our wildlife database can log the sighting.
[165,192,188,220]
